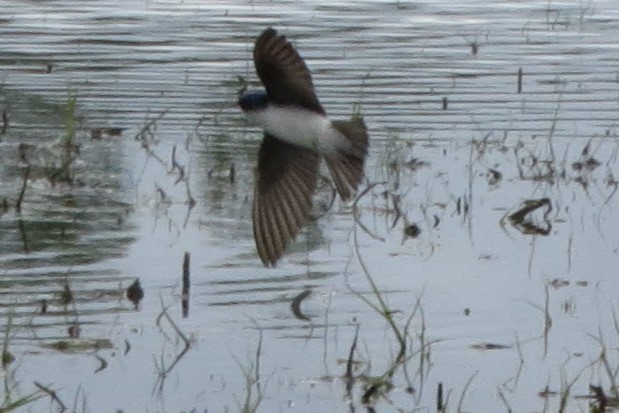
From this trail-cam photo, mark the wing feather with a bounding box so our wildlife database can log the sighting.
[253,28,324,114]
[253,133,319,266]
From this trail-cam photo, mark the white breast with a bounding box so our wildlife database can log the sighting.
[246,105,338,152]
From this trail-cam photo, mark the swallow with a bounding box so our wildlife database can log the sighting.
[238,28,369,266]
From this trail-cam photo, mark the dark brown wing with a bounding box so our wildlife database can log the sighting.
[253,28,324,114]
[253,133,320,266]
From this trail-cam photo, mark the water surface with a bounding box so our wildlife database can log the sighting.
[1,0,619,412]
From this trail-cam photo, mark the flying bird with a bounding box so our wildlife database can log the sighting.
[238,28,369,266]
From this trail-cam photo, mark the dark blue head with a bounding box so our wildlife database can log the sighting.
[238,91,268,112]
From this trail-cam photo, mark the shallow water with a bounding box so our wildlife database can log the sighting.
[1,0,619,412]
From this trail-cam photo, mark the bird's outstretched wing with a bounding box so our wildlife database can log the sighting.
[253,28,324,114]
[253,133,320,266]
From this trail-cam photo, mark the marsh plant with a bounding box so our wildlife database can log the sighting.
[0,313,41,411]
[42,89,80,185]
[16,89,81,187]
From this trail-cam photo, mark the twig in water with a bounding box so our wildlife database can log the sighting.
[15,165,31,213]
[557,364,584,413]
[497,386,513,413]
[437,382,444,412]
[155,185,167,202]
[589,327,619,398]
[2,312,15,369]
[234,319,266,413]
[404,297,426,396]
[457,371,478,413]
[251,319,264,400]
[181,252,190,318]
[352,182,387,242]
[34,381,66,412]
[1,110,7,135]
[170,145,185,184]
[502,332,525,392]
[352,225,406,361]
[543,284,551,357]
[547,89,564,164]
[94,355,108,373]
[134,110,167,141]
[345,324,360,397]
[170,144,197,211]
[154,305,192,393]
[135,110,168,167]
[506,198,552,235]
[290,289,312,321]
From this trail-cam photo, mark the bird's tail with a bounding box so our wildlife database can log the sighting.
[324,116,369,201]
